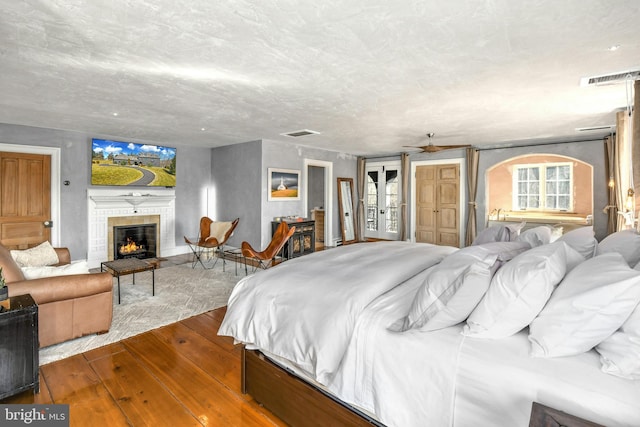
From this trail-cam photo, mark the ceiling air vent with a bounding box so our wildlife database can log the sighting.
[281,129,320,138]
[575,125,615,132]
[580,69,640,86]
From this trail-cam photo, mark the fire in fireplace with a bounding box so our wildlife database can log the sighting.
[113,223,157,260]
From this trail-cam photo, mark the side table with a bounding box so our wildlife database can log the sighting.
[0,294,39,400]
[101,258,156,304]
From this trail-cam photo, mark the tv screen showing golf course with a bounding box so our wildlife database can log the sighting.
[91,138,176,187]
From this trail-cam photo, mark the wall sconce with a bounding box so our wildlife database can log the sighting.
[626,188,635,211]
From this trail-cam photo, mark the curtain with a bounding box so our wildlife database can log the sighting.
[604,136,617,234]
[356,156,366,241]
[633,80,640,203]
[615,110,633,231]
[465,147,479,246]
[400,153,410,241]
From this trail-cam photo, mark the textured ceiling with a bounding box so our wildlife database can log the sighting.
[1,0,639,155]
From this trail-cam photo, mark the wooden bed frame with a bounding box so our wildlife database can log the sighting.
[242,347,606,427]
[242,347,380,426]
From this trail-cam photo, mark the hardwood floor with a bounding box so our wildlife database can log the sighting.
[2,306,286,426]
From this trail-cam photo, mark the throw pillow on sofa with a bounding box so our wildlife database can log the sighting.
[21,260,90,280]
[10,241,59,267]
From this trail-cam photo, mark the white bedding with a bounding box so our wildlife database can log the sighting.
[218,241,456,383]
[329,271,640,427]
[220,240,640,426]
[327,267,464,427]
[454,331,640,427]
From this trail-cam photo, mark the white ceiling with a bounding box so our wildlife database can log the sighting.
[1,1,639,156]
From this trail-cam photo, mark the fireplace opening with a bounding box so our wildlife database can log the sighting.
[113,223,157,260]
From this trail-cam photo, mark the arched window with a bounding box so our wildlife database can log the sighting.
[487,154,593,224]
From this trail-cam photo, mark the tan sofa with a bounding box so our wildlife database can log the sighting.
[0,243,113,348]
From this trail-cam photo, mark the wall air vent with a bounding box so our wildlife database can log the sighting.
[281,129,320,138]
[580,70,640,86]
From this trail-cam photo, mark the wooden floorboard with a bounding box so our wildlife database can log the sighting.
[1,306,286,427]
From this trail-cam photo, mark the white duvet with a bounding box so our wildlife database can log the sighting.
[218,241,456,384]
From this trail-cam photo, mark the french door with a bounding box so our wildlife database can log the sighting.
[365,161,401,240]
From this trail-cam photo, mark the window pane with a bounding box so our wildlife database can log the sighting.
[518,182,528,194]
[529,182,539,194]
[558,165,570,179]
[558,196,570,210]
[546,196,556,208]
[558,181,570,194]
[518,196,527,209]
[546,181,556,194]
[529,196,539,208]
[366,174,378,231]
[518,168,528,180]
[529,167,539,180]
[385,170,398,233]
[546,167,557,180]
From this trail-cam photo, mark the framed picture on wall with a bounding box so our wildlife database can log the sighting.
[268,168,300,201]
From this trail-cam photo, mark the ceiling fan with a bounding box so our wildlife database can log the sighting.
[405,133,471,153]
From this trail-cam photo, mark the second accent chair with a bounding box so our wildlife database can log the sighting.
[184,217,239,270]
[241,221,296,273]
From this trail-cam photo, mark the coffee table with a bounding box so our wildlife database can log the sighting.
[101,258,156,304]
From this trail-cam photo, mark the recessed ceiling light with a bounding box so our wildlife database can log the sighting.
[608,45,621,51]
[112,112,119,117]
[200,127,206,131]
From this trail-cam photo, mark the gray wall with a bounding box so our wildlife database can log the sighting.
[261,139,358,247]
[210,141,262,248]
[0,122,211,259]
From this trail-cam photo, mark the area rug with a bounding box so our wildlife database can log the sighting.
[39,262,242,366]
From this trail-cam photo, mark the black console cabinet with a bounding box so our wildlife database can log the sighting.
[0,294,39,400]
[272,219,315,259]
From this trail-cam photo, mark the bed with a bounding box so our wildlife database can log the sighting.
[218,231,640,427]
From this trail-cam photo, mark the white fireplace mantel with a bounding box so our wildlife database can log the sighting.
[87,188,177,268]
[90,194,176,209]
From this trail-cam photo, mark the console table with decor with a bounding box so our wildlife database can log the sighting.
[0,294,39,400]
[272,219,315,259]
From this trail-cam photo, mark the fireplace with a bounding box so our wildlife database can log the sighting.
[113,223,157,260]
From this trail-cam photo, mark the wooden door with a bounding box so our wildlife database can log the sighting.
[415,166,436,243]
[0,152,51,249]
[436,164,460,246]
[415,164,460,247]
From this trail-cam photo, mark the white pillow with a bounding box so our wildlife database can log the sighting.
[471,225,511,245]
[596,230,640,267]
[529,253,640,358]
[516,226,552,248]
[504,221,526,240]
[10,241,59,267]
[208,221,233,243]
[20,260,90,279]
[596,303,640,380]
[557,226,597,259]
[463,241,571,339]
[403,242,530,331]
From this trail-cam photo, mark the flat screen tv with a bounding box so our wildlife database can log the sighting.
[91,138,176,187]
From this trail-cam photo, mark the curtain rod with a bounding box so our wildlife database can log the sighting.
[474,137,606,151]
[362,137,607,159]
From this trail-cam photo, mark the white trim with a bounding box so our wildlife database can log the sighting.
[303,158,333,246]
[0,143,61,246]
[410,157,466,247]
